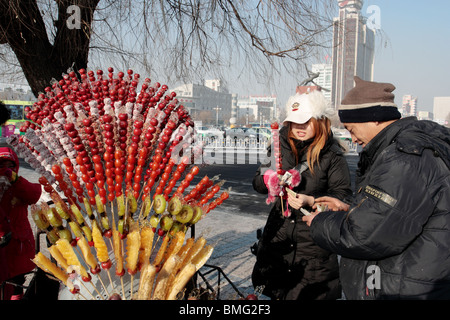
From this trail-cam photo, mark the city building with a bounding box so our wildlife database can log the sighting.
[171,79,232,125]
[417,111,433,121]
[204,79,228,93]
[311,63,333,102]
[236,95,277,126]
[331,0,375,109]
[401,95,418,117]
[0,83,34,101]
[433,97,450,125]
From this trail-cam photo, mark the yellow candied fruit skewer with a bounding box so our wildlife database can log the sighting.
[176,237,195,261]
[151,255,179,300]
[49,245,69,270]
[191,245,214,271]
[112,227,124,276]
[179,236,206,271]
[138,225,154,269]
[162,231,185,265]
[92,221,109,263]
[32,252,70,287]
[152,235,170,267]
[125,221,141,274]
[55,238,90,279]
[136,264,157,300]
[165,263,196,300]
[78,236,98,270]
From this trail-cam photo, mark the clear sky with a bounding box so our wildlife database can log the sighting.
[366,0,450,112]
[229,0,450,115]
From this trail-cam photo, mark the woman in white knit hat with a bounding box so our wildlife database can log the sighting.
[251,90,352,300]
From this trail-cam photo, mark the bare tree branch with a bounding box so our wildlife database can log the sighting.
[0,0,336,95]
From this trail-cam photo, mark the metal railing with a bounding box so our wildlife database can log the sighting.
[199,136,359,154]
[199,136,269,150]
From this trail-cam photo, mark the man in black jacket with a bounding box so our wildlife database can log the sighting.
[303,76,450,299]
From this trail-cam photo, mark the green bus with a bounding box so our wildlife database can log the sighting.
[1,99,35,136]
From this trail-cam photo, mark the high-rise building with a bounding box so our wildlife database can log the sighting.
[401,95,418,117]
[311,63,333,102]
[331,0,375,109]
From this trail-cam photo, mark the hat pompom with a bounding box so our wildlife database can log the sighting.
[306,90,335,119]
[284,90,334,125]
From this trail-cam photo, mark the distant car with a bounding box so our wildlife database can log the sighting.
[195,126,224,140]
[332,128,352,142]
[225,127,252,141]
[245,127,271,142]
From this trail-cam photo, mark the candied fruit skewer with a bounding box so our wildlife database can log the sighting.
[125,221,141,297]
[32,252,72,291]
[91,222,112,296]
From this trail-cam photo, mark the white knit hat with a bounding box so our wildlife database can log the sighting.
[283,90,334,125]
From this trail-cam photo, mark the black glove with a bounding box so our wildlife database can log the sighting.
[0,232,11,248]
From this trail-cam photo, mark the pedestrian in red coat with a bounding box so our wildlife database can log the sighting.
[0,147,42,300]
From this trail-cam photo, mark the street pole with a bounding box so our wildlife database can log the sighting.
[214,106,221,126]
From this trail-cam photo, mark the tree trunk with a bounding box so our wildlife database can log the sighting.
[0,0,99,96]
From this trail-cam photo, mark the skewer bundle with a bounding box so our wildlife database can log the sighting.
[8,68,230,300]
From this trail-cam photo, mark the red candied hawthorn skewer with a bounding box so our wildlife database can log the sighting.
[181,166,203,203]
[163,160,186,199]
[172,159,193,196]
[102,113,116,202]
[114,149,125,198]
[270,122,283,175]
[206,189,230,213]
[154,158,176,201]
[62,157,99,245]
[131,147,148,200]
[82,118,108,212]
[141,153,163,201]
[141,116,159,182]
[125,119,146,192]
[198,180,225,208]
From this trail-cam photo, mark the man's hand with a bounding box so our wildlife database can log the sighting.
[313,196,349,212]
[302,211,319,227]
[302,196,350,227]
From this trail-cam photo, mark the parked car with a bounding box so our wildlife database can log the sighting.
[195,126,224,140]
[225,127,254,141]
[245,127,271,142]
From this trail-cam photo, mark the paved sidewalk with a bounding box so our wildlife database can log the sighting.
[192,209,267,299]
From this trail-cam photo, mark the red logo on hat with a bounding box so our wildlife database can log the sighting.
[291,102,299,111]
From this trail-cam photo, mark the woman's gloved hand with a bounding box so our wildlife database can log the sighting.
[0,231,11,248]
[263,169,282,204]
[0,167,17,182]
